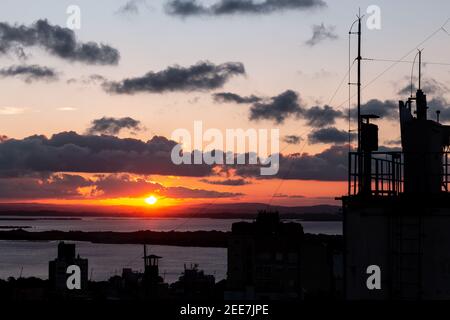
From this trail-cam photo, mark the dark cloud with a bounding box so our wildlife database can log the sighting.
[308,127,351,144]
[0,173,91,199]
[213,92,261,104]
[13,46,29,60]
[92,174,160,198]
[234,144,349,181]
[395,78,450,123]
[384,139,401,146]
[1,129,395,182]
[378,145,401,152]
[0,19,120,65]
[213,90,344,126]
[428,97,450,122]
[364,97,450,122]
[66,74,106,85]
[354,99,398,120]
[273,193,305,198]
[249,90,304,124]
[0,132,212,177]
[165,0,326,16]
[162,186,242,198]
[87,117,143,135]
[92,174,243,199]
[397,78,449,97]
[283,135,302,145]
[305,23,338,46]
[116,0,147,16]
[304,105,344,127]
[200,178,250,186]
[104,61,245,94]
[0,132,354,184]
[0,173,241,199]
[166,0,207,15]
[0,64,57,83]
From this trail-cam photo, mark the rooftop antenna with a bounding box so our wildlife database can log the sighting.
[357,9,362,153]
[349,10,364,193]
[419,49,422,90]
[410,49,423,98]
[349,10,364,152]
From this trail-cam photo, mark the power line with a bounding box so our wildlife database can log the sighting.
[335,17,450,110]
[266,129,312,208]
[266,17,450,201]
[363,57,450,66]
[328,60,356,106]
[266,18,362,205]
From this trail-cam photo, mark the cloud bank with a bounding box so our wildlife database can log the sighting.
[305,23,338,46]
[104,61,245,94]
[214,90,345,125]
[0,131,212,177]
[87,117,143,135]
[0,19,120,65]
[0,64,57,83]
[165,0,326,16]
[0,173,242,200]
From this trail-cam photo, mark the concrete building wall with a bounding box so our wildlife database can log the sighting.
[345,205,450,300]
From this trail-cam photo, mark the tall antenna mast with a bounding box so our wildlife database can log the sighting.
[418,49,422,90]
[409,49,422,98]
[349,10,364,193]
[357,11,362,153]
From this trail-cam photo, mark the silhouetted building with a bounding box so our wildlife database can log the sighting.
[343,76,450,299]
[139,245,169,298]
[107,246,169,299]
[170,264,215,299]
[301,234,343,299]
[48,242,88,294]
[226,211,341,300]
[226,211,304,300]
[143,248,162,285]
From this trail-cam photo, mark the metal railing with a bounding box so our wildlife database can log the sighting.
[348,151,450,196]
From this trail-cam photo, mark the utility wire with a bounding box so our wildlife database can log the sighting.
[335,18,450,110]
[266,19,361,206]
[265,17,450,203]
[266,129,312,208]
[328,60,356,106]
[172,18,450,220]
[363,57,450,66]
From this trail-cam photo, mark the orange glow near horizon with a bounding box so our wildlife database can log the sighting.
[0,178,345,209]
[0,172,347,210]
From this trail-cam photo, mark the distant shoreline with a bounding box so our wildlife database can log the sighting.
[0,202,342,221]
[0,229,230,248]
[0,211,342,221]
[0,229,342,248]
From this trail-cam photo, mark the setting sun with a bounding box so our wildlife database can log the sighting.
[145,195,158,205]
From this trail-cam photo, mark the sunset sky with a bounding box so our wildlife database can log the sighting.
[1,0,450,208]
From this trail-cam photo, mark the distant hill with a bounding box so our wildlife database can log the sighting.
[0,202,341,221]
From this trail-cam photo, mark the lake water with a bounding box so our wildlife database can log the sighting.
[0,216,342,234]
[0,217,342,283]
[0,240,226,284]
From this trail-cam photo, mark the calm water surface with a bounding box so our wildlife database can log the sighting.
[0,217,341,282]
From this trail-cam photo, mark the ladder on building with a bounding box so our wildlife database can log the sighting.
[391,213,423,299]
